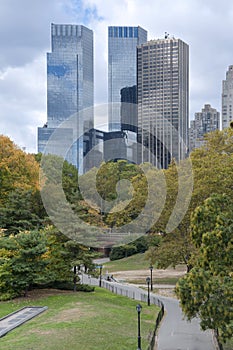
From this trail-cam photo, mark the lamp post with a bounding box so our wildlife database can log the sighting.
[99,264,103,287]
[136,304,142,350]
[149,265,153,291]
[146,277,151,306]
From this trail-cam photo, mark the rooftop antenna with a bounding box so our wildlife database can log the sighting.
[165,32,169,39]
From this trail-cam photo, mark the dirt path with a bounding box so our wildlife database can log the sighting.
[106,266,187,297]
[110,265,186,281]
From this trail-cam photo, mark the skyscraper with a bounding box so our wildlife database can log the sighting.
[189,104,220,151]
[222,65,233,129]
[120,85,137,132]
[137,36,189,168]
[108,26,147,131]
[38,23,94,172]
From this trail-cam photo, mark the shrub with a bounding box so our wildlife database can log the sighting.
[109,236,148,261]
[110,244,137,260]
[0,291,18,301]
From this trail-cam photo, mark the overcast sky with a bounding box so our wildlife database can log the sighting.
[0,0,233,153]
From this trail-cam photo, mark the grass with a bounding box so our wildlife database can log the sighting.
[103,253,149,272]
[0,288,160,350]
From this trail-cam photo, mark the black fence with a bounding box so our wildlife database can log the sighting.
[146,298,164,350]
[213,329,223,350]
[97,280,165,350]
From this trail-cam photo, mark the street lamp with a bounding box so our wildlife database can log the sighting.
[149,265,153,291]
[136,304,142,350]
[99,264,103,287]
[146,277,151,306]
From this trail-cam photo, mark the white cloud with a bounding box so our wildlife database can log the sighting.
[0,55,46,152]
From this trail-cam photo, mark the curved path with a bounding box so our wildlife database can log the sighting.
[156,295,214,350]
[83,261,215,350]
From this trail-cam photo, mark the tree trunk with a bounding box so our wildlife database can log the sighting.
[187,264,193,272]
[24,286,29,297]
[73,265,77,292]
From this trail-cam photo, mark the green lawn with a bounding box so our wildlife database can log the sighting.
[103,253,149,272]
[0,288,159,350]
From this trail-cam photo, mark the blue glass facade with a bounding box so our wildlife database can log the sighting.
[38,125,74,165]
[38,24,94,171]
[108,26,147,130]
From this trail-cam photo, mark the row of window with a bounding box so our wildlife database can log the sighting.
[108,26,140,38]
[140,42,178,50]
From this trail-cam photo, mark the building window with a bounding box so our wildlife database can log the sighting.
[108,27,113,37]
[114,27,118,37]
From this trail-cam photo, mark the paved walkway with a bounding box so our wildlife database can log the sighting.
[0,306,48,338]
[93,257,110,264]
[156,295,214,350]
[82,271,215,350]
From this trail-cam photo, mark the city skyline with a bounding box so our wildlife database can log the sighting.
[1,0,233,152]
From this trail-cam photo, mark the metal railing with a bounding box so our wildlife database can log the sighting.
[146,301,164,350]
[101,280,165,350]
[213,329,223,350]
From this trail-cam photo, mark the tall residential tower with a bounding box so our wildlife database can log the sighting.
[108,26,147,130]
[189,104,220,151]
[222,65,233,129]
[137,36,189,168]
[38,24,94,171]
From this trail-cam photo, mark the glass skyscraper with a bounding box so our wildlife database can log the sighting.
[108,26,147,131]
[38,24,94,172]
[137,36,189,168]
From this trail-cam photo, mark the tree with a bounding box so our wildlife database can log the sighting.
[175,194,233,343]
[0,135,39,205]
[147,128,233,270]
[0,188,46,235]
[0,136,45,235]
[44,226,96,288]
[0,229,48,298]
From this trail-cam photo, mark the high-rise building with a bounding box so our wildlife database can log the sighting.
[222,65,233,129]
[137,36,189,168]
[83,128,130,171]
[38,23,94,172]
[120,85,137,132]
[108,26,147,131]
[189,104,220,151]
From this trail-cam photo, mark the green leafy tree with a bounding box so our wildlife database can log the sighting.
[0,135,39,205]
[44,226,96,287]
[147,128,233,270]
[0,229,48,298]
[0,189,46,235]
[175,194,233,343]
